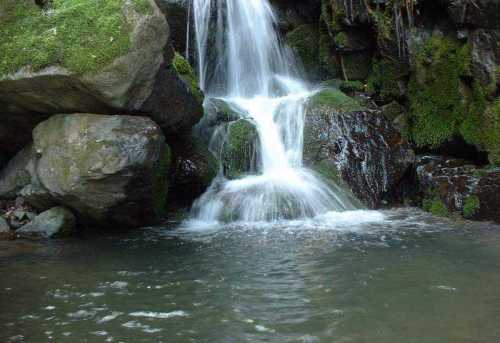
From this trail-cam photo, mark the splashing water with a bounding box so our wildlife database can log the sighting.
[188,0,369,225]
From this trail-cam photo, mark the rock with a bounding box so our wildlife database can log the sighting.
[286,24,323,80]
[0,216,14,240]
[471,29,500,94]
[1,114,172,228]
[0,145,37,199]
[17,207,76,239]
[154,0,191,56]
[194,97,243,145]
[0,0,203,156]
[168,138,218,207]
[218,119,260,180]
[304,89,415,207]
[446,0,500,29]
[416,155,500,223]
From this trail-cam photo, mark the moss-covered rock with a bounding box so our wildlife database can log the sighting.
[367,57,405,101]
[220,119,260,179]
[309,88,363,112]
[286,24,322,80]
[408,35,471,148]
[172,52,204,103]
[422,197,450,217]
[341,52,372,80]
[0,0,153,75]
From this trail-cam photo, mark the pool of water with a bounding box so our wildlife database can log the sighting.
[1,208,500,342]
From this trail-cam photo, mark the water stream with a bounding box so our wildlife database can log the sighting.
[189,0,361,225]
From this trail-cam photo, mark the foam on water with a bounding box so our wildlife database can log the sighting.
[189,0,363,225]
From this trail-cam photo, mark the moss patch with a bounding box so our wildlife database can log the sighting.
[408,35,471,147]
[172,52,203,102]
[222,119,259,179]
[0,0,152,76]
[367,57,403,100]
[286,24,321,78]
[423,198,449,217]
[463,195,480,219]
[310,89,363,112]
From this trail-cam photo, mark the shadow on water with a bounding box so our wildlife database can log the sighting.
[1,208,500,342]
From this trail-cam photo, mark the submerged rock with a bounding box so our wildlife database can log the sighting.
[0,114,171,228]
[17,207,76,239]
[416,156,500,223]
[304,89,415,208]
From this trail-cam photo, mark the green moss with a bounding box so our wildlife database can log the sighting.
[423,198,449,217]
[286,24,320,78]
[484,100,500,164]
[334,32,348,47]
[408,35,471,147]
[152,144,171,218]
[341,52,372,81]
[172,52,203,102]
[132,0,152,15]
[463,195,480,219]
[310,89,363,112]
[319,29,341,78]
[367,57,403,100]
[460,81,487,146]
[0,0,153,76]
[222,119,259,179]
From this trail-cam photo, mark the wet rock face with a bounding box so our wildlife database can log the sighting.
[168,138,218,208]
[416,156,500,223]
[304,98,415,208]
[471,29,500,93]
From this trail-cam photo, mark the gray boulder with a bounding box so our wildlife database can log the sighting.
[471,29,500,94]
[0,113,171,228]
[17,207,76,239]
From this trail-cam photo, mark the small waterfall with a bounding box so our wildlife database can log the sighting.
[189,0,357,224]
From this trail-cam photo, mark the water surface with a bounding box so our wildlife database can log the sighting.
[1,208,500,342]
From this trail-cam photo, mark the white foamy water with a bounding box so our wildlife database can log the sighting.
[189,0,372,225]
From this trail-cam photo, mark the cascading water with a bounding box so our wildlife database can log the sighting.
[188,0,362,224]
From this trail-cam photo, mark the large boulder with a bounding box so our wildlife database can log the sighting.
[0,114,171,228]
[0,0,203,156]
[16,207,76,239]
[304,89,415,208]
[416,156,500,223]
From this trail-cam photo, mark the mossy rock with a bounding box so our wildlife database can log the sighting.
[309,88,363,113]
[319,29,341,79]
[172,52,204,103]
[367,57,405,101]
[286,24,322,80]
[0,0,154,76]
[408,35,471,148]
[341,52,372,81]
[463,195,480,219]
[221,119,260,179]
[423,198,450,217]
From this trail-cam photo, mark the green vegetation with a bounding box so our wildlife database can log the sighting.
[172,52,204,102]
[367,58,403,100]
[484,100,500,164]
[152,144,172,218]
[460,81,487,146]
[223,119,259,179]
[463,195,480,219]
[408,35,471,147]
[0,0,152,76]
[310,89,363,112]
[423,197,449,217]
[334,32,348,47]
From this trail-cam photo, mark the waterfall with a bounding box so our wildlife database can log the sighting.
[189,0,357,224]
